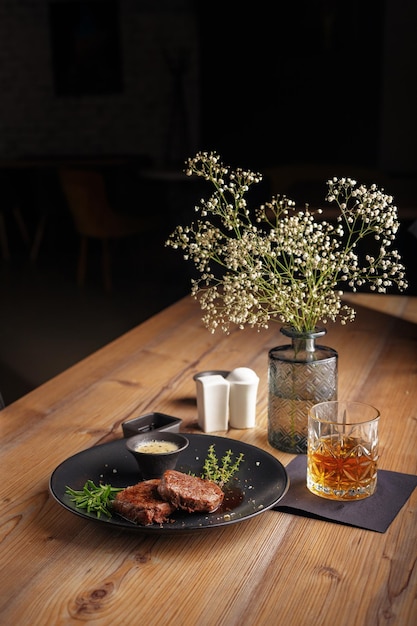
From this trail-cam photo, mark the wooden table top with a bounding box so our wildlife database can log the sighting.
[1,295,416,626]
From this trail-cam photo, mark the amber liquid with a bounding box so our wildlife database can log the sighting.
[307,435,377,500]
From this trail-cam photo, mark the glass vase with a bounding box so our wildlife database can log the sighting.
[268,326,338,454]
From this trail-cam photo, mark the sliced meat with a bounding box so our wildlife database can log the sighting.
[112,479,176,525]
[158,469,224,513]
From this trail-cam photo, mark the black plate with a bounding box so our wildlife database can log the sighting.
[49,433,289,533]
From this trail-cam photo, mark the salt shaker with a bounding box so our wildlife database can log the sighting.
[195,374,229,433]
[227,367,259,429]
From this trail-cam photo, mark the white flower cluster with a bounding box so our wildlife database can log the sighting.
[166,151,408,333]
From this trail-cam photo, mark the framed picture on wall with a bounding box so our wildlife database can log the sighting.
[48,0,123,96]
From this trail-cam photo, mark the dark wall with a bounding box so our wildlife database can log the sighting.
[1,1,415,176]
[196,1,415,175]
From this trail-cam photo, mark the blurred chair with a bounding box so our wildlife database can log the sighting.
[58,167,159,291]
[0,169,31,260]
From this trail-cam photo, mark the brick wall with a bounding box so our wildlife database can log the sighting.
[0,0,200,167]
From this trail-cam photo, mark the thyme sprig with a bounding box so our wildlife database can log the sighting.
[200,444,244,487]
[65,480,123,518]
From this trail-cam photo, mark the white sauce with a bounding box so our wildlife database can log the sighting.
[134,440,179,454]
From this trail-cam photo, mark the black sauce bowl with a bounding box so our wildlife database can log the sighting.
[122,412,182,438]
[125,431,189,480]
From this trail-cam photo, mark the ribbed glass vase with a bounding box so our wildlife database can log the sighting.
[268,326,338,454]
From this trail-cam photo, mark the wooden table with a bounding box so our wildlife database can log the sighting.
[1,295,416,626]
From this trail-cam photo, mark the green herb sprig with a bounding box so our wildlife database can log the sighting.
[65,480,123,518]
[200,444,244,487]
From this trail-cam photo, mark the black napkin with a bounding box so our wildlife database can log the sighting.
[275,455,417,533]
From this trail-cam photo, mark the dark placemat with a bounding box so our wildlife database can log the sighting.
[275,455,417,533]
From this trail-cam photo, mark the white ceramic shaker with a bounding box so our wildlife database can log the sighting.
[195,374,230,433]
[227,367,259,429]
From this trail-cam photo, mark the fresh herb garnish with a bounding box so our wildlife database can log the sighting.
[65,480,123,518]
[200,444,244,487]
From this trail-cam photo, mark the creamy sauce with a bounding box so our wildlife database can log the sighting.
[134,440,179,454]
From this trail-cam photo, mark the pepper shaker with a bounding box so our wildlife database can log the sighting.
[227,367,259,429]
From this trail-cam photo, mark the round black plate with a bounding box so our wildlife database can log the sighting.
[49,433,289,533]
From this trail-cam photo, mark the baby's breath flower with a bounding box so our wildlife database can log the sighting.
[166,152,408,333]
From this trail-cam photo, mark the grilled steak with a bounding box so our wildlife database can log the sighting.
[112,479,176,525]
[157,469,224,513]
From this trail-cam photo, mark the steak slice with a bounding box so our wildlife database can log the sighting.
[112,479,176,526]
[158,469,224,513]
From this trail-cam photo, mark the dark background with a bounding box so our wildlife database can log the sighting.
[197,1,384,170]
[0,0,415,405]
